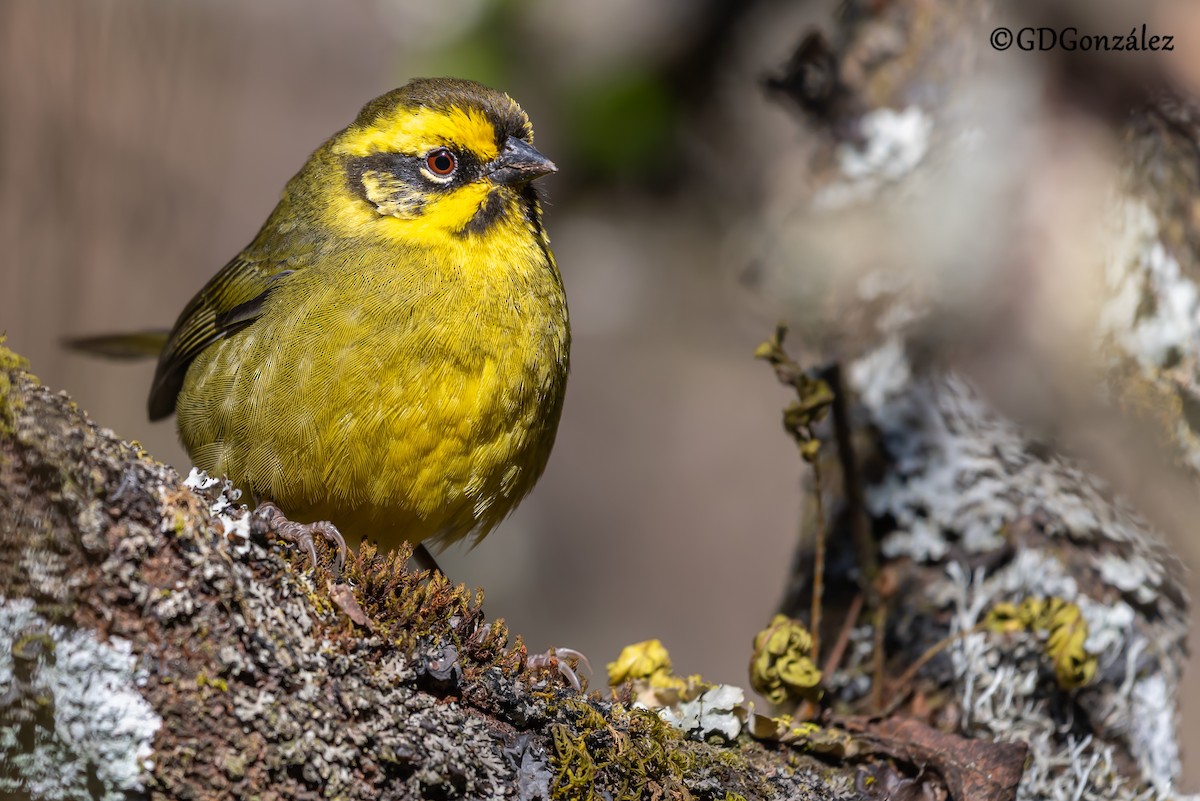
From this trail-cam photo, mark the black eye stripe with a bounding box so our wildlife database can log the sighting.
[345,149,486,196]
[426,147,482,179]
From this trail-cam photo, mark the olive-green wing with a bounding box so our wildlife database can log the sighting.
[148,255,292,420]
[64,330,171,359]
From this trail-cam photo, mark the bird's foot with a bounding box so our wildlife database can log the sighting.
[527,647,592,692]
[257,501,348,575]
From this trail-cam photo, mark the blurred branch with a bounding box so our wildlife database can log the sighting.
[754,0,1195,798]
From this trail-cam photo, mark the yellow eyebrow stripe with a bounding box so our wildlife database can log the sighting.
[333,105,500,161]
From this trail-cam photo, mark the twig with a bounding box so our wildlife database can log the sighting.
[756,324,836,663]
[871,604,888,713]
[880,621,990,717]
[809,461,826,661]
[822,592,865,677]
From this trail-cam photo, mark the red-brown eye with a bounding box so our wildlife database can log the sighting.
[426,148,456,176]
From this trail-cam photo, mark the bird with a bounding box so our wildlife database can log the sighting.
[69,78,570,574]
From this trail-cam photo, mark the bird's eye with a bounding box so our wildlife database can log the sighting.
[425,148,457,177]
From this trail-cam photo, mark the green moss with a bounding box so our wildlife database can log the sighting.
[0,333,828,799]
[325,541,517,675]
[0,336,30,372]
[0,337,31,435]
[551,724,598,800]
[547,697,732,801]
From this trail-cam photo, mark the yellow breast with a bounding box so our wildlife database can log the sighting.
[177,222,568,549]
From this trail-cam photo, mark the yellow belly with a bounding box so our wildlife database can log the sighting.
[176,247,569,549]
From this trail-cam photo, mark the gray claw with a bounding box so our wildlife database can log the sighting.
[526,646,590,692]
[257,501,348,575]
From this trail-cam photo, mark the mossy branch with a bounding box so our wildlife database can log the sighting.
[0,341,858,801]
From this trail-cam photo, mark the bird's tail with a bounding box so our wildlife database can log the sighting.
[63,331,169,360]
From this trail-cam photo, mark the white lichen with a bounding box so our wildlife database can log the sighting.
[839,107,933,182]
[848,331,1186,798]
[849,351,1157,563]
[813,106,934,208]
[1100,197,1199,370]
[183,467,220,491]
[183,467,252,545]
[939,555,1181,801]
[848,337,912,423]
[1098,193,1200,472]
[657,684,745,742]
[1128,673,1182,796]
[0,597,161,800]
[1095,552,1165,606]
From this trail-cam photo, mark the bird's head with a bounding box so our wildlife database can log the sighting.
[326,78,556,244]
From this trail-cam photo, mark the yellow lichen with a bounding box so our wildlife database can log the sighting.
[984,601,1024,633]
[195,671,229,692]
[607,639,672,685]
[985,596,1097,689]
[748,614,823,705]
[755,325,834,464]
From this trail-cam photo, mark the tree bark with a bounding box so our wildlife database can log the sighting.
[4,0,1197,798]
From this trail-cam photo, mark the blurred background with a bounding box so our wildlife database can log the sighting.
[3,0,1200,786]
